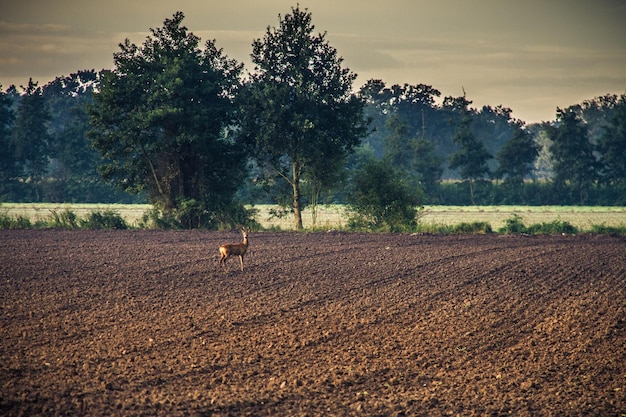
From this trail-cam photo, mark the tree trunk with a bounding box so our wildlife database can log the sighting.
[292,162,303,230]
[469,178,475,205]
[141,144,171,210]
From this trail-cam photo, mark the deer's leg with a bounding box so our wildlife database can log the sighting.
[220,254,228,272]
[239,255,244,271]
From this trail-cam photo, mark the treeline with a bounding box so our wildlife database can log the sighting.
[353,82,626,206]
[0,71,141,204]
[2,72,623,207]
[1,8,625,229]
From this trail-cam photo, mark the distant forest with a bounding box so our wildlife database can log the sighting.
[1,70,624,207]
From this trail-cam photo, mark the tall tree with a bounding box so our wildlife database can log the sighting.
[359,80,444,160]
[43,71,106,202]
[88,12,247,227]
[410,136,444,201]
[240,6,368,229]
[495,121,539,186]
[0,84,16,199]
[473,105,516,160]
[384,113,413,168]
[12,79,51,201]
[545,108,598,204]
[383,114,443,201]
[597,94,626,184]
[448,95,491,204]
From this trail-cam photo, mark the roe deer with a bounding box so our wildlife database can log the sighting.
[219,228,249,272]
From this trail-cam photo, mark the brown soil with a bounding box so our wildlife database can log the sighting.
[1,230,625,416]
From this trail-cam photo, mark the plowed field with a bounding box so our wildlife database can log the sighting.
[1,230,625,416]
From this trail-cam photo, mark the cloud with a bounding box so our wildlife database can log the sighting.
[0,21,70,34]
[0,26,122,87]
[1,0,624,122]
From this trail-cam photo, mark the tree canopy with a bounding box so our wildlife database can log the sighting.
[87,12,248,228]
[239,6,368,229]
[11,79,51,201]
[545,108,598,204]
[383,114,443,200]
[495,122,539,185]
[598,94,626,184]
[448,95,492,204]
[0,85,16,199]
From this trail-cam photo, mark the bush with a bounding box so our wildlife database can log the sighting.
[528,218,577,235]
[452,221,492,234]
[345,159,423,232]
[590,224,626,235]
[138,208,181,230]
[80,210,128,230]
[50,209,79,229]
[499,214,577,235]
[498,214,528,234]
[210,202,260,231]
[0,213,32,229]
[138,200,259,230]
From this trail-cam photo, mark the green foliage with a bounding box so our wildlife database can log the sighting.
[0,85,17,200]
[345,159,422,232]
[498,214,578,235]
[415,223,454,234]
[138,200,259,230]
[139,208,180,230]
[0,73,139,203]
[43,71,107,202]
[240,5,368,229]
[495,122,539,187]
[11,79,52,201]
[0,212,32,229]
[1,9,624,210]
[452,221,492,234]
[383,114,444,201]
[528,218,577,235]
[499,214,528,234]
[50,209,79,229]
[0,207,127,229]
[545,108,599,204]
[359,80,447,159]
[589,224,626,236]
[80,210,128,230]
[87,12,247,228]
[448,95,492,204]
[597,94,626,184]
[472,105,518,163]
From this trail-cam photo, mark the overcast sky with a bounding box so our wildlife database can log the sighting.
[1,0,624,123]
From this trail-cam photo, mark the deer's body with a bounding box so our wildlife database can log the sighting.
[219,229,249,272]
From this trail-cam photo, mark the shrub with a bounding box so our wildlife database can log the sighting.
[212,202,260,231]
[498,214,528,234]
[138,200,259,230]
[345,159,423,232]
[590,224,626,235]
[415,223,454,234]
[0,213,32,229]
[452,221,492,234]
[50,209,79,229]
[499,215,577,235]
[138,208,181,230]
[528,218,577,235]
[80,210,128,230]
